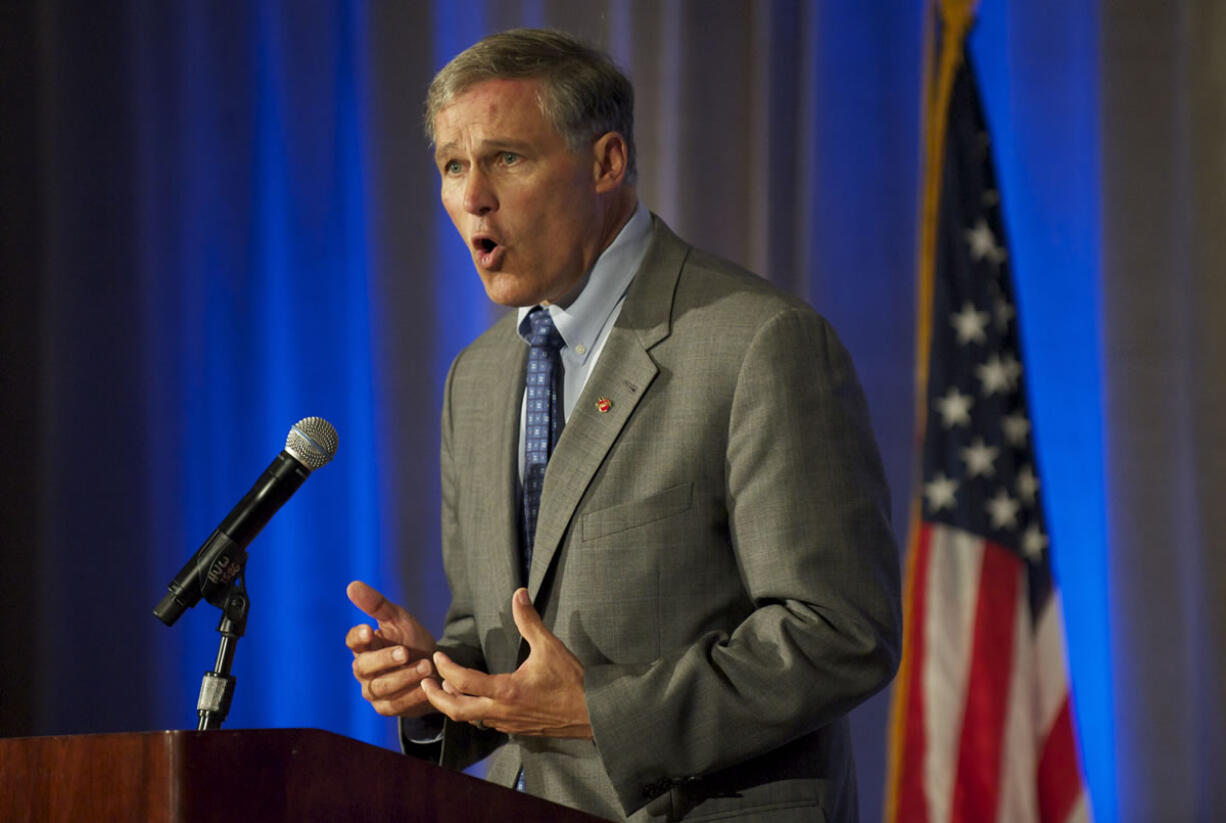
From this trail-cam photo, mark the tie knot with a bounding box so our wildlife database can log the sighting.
[525,307,565,351]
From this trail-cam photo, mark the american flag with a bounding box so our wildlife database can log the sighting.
[885,44,1090,823]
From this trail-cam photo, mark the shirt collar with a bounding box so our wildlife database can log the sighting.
[516,202,652,364]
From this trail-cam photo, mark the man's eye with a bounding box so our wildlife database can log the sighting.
[500,152,519,165]
[443,160,462,174]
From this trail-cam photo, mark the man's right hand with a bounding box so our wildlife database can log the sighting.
[346,580,439,718]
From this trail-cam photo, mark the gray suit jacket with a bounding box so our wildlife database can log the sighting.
[422,216,900,822]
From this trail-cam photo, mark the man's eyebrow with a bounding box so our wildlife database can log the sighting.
[434,138,535,158]
[484,138,534,152]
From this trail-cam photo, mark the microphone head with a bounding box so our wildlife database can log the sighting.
[285,417,339,470]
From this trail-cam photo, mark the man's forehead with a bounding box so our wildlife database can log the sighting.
[433,77,552,142]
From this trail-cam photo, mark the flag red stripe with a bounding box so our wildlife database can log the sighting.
[950,541,1021,823]
[895,522,934,823]
[1038,696,1082,823]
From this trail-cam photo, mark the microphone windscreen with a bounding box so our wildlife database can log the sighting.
[285,417,339,469]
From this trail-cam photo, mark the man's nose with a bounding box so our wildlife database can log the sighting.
[463,168,497,215]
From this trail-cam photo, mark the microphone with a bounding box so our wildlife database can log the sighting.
[153,417,339,626]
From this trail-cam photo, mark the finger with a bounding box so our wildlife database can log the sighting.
[421,676,493,723]
[352,644,417,678]
[347,580,406,625]
[345,623,390,655]
[370,678,437,718]
[510,587,549,647]
[433,651,497,697]
[365,659,434,700]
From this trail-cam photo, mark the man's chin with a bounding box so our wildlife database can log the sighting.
[477,270,540,308]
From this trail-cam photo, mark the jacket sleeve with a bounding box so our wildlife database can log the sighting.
[400,350,507,772]
[582,306,902,816]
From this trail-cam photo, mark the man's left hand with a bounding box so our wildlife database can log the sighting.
[421,588,592,739]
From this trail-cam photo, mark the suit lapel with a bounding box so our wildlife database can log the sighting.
[474,315,529,610]
[527,218,690,599]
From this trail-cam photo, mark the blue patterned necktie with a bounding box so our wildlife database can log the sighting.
[520,306,565,584]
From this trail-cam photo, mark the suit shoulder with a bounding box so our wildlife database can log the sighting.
[673,246,827,332]
[631,215,825,339]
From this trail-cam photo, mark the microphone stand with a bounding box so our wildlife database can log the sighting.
[196,574,250,730]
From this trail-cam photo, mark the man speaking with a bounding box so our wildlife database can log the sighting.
[346,28,901,822]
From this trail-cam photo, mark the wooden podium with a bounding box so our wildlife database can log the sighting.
[0,728,612,822]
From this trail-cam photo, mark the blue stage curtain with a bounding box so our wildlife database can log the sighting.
[16,0,403,749]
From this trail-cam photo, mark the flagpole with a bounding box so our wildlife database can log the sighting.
[916,0,979,407]
[885,2,980,821]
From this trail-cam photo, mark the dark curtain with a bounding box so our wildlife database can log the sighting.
[2,1,1224,821]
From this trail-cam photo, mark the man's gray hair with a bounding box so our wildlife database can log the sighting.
[426,28,636,182]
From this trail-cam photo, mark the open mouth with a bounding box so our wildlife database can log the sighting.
[472,235,504,267]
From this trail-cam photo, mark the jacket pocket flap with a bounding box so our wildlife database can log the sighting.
[581,482,693,541]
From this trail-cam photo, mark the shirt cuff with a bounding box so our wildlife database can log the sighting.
[401,712,445,745]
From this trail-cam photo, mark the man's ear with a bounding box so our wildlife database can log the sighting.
[592,131,629,193]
